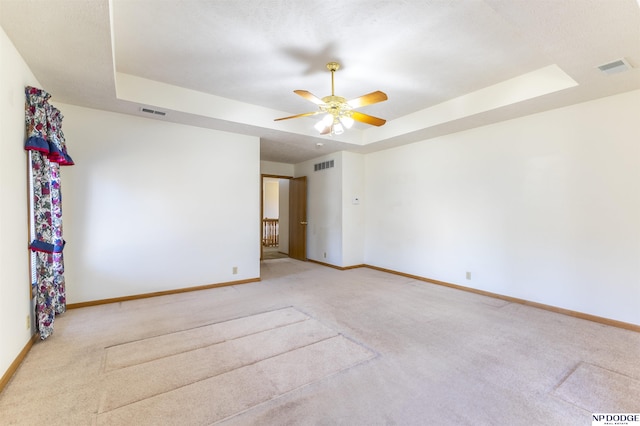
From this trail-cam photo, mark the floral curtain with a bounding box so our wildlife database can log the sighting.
[24,86,74,340]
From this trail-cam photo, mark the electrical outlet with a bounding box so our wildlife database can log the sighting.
[232,266,238,275]
[26,315,30,329]
[466,271,471,280]
[323,252,327,258]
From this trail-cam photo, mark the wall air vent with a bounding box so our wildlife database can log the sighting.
[313,159,334,172]
[597,58,633,75]
[140,107,167,116]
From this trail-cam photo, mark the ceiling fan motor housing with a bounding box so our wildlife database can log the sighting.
[321,95,352,118]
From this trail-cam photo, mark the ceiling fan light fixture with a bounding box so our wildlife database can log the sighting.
[314,114,333,133]
[314,119,327,133]
[332,120,344,135]
[339,115,354,129]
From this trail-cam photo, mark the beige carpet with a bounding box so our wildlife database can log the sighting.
[98,307,374,424]
[553,362,640,413]
[262,247,288,260]
[1,258,639,425]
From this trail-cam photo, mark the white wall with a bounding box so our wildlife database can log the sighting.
[293,151,364,268]
[295,153,343,265]
[341,152,366,266]
[365,90,640,325]
[261,160,294,177]
[263,179,279,219]
[0,27,41,381]
[59,104,260,303]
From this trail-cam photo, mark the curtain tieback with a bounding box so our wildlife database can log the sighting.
[29,239,66,253]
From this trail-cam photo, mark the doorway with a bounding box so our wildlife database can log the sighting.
[260,175,307,261]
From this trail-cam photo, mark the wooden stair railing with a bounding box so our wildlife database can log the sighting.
[262,218,279,247]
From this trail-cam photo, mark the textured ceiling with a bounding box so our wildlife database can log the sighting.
[1,0,639,164]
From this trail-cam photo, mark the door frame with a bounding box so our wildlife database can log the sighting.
[260,174,292,261]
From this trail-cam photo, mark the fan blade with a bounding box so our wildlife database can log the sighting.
[274,111,321,121]
[351,111,386,126]
[347,91,388,108]
[294,90,325,105]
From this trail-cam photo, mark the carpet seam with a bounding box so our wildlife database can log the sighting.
[98,332,347,414]
[103,317,312,373]
[102,305,300,349]
[551,361,584,392]
[210,351,378,425]
[286,306,382,358]
[550,361,640,414]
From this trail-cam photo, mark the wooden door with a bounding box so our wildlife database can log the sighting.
[289,176,307,261]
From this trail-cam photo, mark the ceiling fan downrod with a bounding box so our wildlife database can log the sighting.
[327,62,340,97]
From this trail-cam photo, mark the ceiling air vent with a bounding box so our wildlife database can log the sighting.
[140,107,167,116]
[597,58,633,75]
[314,159,334,172]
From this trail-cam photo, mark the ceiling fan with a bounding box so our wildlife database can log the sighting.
[274,62,388,135]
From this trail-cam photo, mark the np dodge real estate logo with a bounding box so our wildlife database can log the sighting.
[593,413,640,425]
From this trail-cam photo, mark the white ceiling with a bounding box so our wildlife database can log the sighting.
[1,0,639,164]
